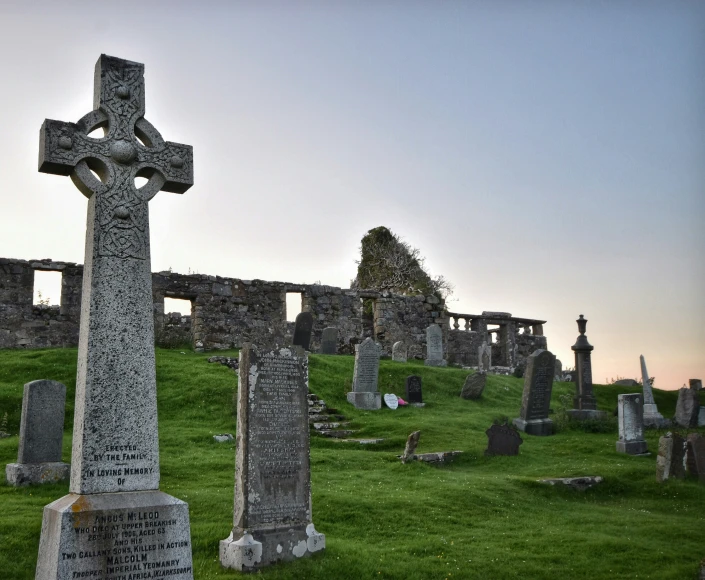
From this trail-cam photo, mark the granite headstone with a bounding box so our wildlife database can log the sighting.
[460,372,486,400]
[347,338,381,410]
[685,433,705,484]
[392,341,407,363]
[220,344,325,570]
[320,327,337,355]
[513,349,555,436]
[478,341,492,372]
[424,324,446,367]
[5,380,69,486]
[656,432,687,482]
[674,387,700,428]
[35,55,194,580]
[567,315,607,421]
[405,375,423,404]
[293,312,314,351]
[616,393,648,455]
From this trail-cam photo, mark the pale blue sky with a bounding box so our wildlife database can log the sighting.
[1,1,703,388]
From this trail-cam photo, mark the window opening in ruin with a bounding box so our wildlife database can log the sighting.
[285,293,302,322]
[33,270,62,306]
[164,297,192,316]
[487,324,500,344]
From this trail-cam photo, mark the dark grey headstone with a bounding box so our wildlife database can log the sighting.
[656,433,687,482]
[513,349,555,436]
[616,393,648,455]
[674,387,700,428]
[484,423,523,456]
[405,375,423,403]
[686,433,705,484]
[689,378,702,391]
[220,344,325,570]
[293,312,314,350]
[460,372,486,400]
[478,342,491,372]
[17,380,66,464]
[320,327,337,354]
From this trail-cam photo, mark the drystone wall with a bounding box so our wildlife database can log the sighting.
[0,257,546,370]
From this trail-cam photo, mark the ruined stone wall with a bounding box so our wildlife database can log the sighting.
[0,257,547,371]
[0,258,81,349]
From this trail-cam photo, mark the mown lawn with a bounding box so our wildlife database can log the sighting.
[0,348,703,579]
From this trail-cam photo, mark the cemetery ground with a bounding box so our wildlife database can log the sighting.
[0,349,703,580]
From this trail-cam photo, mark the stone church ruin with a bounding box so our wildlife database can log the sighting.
[0,255,547,371]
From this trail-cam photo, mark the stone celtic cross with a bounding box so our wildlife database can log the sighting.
[37,54,193,495]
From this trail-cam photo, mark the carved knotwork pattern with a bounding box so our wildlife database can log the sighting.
[38,55,193,262]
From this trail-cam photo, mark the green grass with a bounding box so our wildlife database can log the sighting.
[1,348,703,579]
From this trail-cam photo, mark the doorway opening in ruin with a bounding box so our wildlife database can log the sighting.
[487,324,499,344]
[360,298,375,338]
[286,293,303,322]
[33,270,62,306]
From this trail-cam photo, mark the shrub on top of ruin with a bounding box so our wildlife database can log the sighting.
[350,226,453,300]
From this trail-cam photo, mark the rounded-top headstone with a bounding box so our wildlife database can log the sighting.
[384,394,399,410]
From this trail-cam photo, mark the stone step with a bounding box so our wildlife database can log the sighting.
[308,406,327,415]
[335,438,385,445]
[308,414,345,424]
[312,421,351,431]
[324,407,340,414]
[316,429,356,438]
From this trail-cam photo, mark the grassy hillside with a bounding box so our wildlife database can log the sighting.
[0,348,703,580]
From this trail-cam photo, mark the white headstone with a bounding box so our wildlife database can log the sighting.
[392,341,407,362]
[384,394,399,410]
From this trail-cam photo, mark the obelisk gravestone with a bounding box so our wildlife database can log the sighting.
[567,315,606,421]
[35,55,194,580]
[639,355,665,427]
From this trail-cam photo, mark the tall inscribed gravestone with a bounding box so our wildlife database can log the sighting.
[513,349,556,436]
[35,55,194,579]
[220,344,325,570]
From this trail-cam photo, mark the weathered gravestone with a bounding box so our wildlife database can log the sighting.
[293,311,314,351]
[674,387,700,428]
[689,378,702,391]
[554,358,562,381]
[5,380,69,486]
[320,326,337,354]
[424,324,446,367]
[478,341,492,372]
[35,55,194,579]
[405,375,423,404]
[639,354,665,427]
[685,433,705,484]
[392,341,407,362]
[220,344,325,570]
[616,393,648,455]
[485,423,523,456]
[460,372,486,400]
[613,379,639,387]
[513,349,555,436]
[401,431,421,464]
[567,315,607,421]
[384,394,399,410]
[656,432,687,482]
[347,337,381,410]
